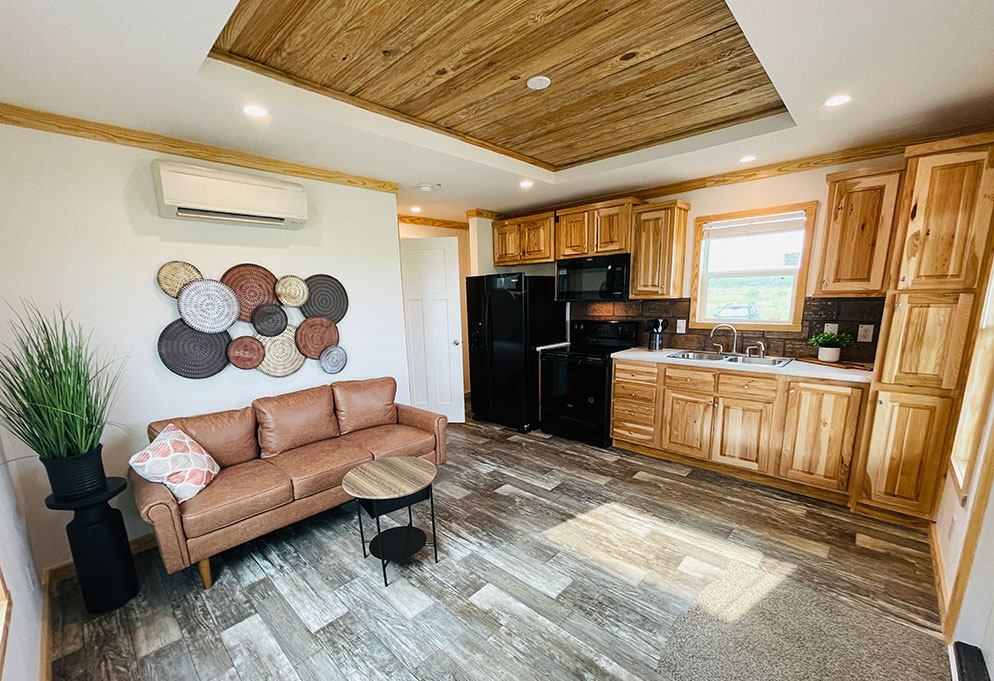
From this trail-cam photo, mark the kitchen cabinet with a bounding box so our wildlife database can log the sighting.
[863,390,951,516]
[880,291,973,389]
[711,396,773,471]
[777,382,862,491]
[630,200,690,299]
[555,198,641,259]
[897,148,994,291]
[491,212,555,265]
[660,389,713,459]
[611,360,660,447]
[815,166,902,296]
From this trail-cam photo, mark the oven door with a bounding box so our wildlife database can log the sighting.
[556,254,630,301]
[540,353,612,446]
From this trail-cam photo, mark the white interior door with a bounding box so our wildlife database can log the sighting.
[400,237,466,422]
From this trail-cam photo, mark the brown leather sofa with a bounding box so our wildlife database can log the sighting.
[128,377,447,588]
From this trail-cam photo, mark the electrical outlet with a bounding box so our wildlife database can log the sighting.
[823,323,839,334]
[676,319,687,334]
[858,324,874,342]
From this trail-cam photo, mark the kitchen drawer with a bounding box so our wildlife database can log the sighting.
[612,420,655,444]
[614,360,658,385]
[613,381,656,402]
[664,367,717,393]
[717,373,777,401]
[613,399,656,426]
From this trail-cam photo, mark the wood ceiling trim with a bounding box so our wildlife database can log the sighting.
[398,214,469,230]
[0,101,399,192]
[207,50,557,172]
[466,209,503,220]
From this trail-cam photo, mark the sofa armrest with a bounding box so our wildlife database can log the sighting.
[396,404,448,465]
[128,469,191,573]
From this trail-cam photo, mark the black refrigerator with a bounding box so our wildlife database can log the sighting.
[467,274,566,431]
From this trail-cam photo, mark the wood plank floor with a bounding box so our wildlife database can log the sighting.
[49,419,946,681]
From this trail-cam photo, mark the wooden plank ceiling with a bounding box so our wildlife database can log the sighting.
[212,0,787,170]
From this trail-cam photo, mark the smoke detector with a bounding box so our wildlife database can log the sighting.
[526,75,551,90]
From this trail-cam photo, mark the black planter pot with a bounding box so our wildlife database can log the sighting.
[41,445,107,501]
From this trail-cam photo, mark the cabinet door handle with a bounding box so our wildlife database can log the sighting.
[789,389,795,393]
[743,385,749,390]
[895,302,903,308]
[686,377,691,382]
[878,399,883,404]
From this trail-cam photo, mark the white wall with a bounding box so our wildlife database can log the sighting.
[649,155,906,297]
[0,438,43,681]
[398,222,470,392]
[0,124,410,570]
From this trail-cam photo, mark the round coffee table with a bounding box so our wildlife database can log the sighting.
[342,457,439,587]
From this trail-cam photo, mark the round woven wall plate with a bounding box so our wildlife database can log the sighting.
[227,336,265,370]
[255,326,306,377]
[300,274,348,323]
[319,345,348,374]
[221,264,278,322]
[158,319,231,379]
[295,317,340,359]
[177,279,239,333]
[252,303,288,337]
[275,275,309,307]
[157,261,202,298]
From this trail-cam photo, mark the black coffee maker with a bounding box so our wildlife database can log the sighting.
[646,318,669,351]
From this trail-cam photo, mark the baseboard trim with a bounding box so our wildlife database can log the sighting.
[929,523,949,626]
[40,533,158,680]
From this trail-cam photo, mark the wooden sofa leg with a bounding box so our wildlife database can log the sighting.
[198,558,213,589]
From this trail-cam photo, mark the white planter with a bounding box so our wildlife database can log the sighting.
[818,346,841,362]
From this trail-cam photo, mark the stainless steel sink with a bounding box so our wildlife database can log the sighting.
[724,356,792,367]
[668,351,728,361]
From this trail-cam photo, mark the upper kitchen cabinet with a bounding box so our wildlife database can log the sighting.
[555,198,642,259]
[492,212,555,265]
[814,165,903,296]
[897,144,994,291]
[630,200,690,299]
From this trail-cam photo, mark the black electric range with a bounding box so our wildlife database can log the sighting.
[540,320,639,447]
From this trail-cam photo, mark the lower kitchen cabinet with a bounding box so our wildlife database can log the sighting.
[711,395,773,472]
[862,390,951,516]
[660,389,713,459]
[612,360,869,507]
[777,382,863,491]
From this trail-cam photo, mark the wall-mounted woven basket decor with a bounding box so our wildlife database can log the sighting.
[157,261,202,298]
[158,319,231,379]
[301,274,348,323]
[255,326,306,377]
[275,275,309,307]
[227,336,265,370]
[177,279,239,333]
[221,263,278,322]
[252,303,288,337]
[295,317,340,359]
[319,345,348,374]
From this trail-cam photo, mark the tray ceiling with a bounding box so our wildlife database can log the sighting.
[212,0,787,170]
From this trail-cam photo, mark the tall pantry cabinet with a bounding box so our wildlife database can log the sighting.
[854,134,994,520]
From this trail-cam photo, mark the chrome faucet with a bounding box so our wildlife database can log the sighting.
[746,340,766,358]
[709,323,738,354]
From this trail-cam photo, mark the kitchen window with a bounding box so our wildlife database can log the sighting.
[691,202,817,331]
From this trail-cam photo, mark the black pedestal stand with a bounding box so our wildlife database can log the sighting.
[44,476,139,613]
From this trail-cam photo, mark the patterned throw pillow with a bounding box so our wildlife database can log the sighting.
[129,424,219,502]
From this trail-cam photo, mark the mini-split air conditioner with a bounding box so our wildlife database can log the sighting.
[151,160,308,229]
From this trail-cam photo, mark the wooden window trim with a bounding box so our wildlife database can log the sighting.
[0,566,10,679]
[690,201,818,332]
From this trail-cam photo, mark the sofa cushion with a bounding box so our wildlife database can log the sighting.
[179,459,292,538]
[149,406,259,467]
[332,377,397,434]
[253,385,340,458]
[268,439,373,499]
[341,424,434,460]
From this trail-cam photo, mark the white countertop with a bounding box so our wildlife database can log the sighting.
[611,348,874,383]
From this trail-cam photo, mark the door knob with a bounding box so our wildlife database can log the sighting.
[453,340,461,346]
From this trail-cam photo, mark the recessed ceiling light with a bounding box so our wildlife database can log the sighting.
[242,104,268,118]
[738,155,757,163]
[526,75,551,90]
[410,206,422,213]
[416,183,437,192]
[520,179,534,189]
[823,93,852,108]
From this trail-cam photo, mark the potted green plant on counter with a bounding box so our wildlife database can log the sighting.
[0,303,123,500]
[808,331,854,363]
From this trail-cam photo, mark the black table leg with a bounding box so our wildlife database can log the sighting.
[374,511,388,587]
[429,484,439,563]
[356,499,367,558]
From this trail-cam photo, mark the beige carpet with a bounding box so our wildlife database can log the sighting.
[657,563,950,680]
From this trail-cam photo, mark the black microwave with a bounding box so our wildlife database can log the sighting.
[556,253,630,301]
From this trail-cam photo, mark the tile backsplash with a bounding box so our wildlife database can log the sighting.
[571,297,885,363]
